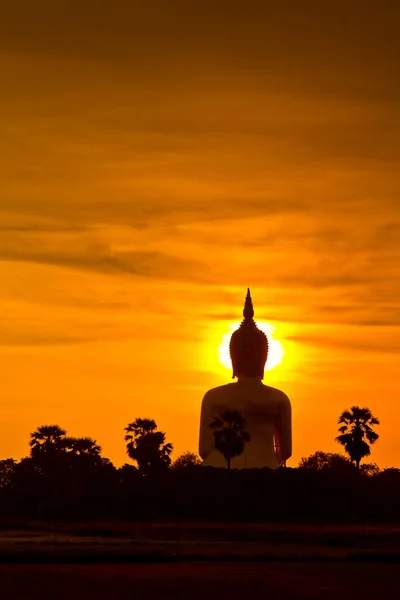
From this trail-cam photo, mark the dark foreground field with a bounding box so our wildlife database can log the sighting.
[0,522,399,599]
[1,562,400,600]
[1,521,399,562]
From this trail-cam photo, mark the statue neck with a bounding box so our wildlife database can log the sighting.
[236,374,264,385]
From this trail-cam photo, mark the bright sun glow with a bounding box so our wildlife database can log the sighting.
[218,322,285,372]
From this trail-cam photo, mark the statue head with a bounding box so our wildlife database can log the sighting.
[229,289,269,379]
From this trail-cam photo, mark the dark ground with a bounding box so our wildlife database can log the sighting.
[1,562,400,600]
[1,521,399,561]
[0,522,399,599]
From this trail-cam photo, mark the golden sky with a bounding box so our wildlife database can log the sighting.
[1,1,399,467]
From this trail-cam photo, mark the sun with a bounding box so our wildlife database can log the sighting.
[217,322,285,372]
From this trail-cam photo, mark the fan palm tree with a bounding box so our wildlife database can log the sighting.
[124,418,173,474]
[209,410,251,469]
[29,425,67,457]
[64,437,102,456]
[335,406,380,470]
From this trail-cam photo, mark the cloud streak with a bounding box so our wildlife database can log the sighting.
[0,243,208,282]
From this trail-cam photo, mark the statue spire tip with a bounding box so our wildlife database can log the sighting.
[243,288,254,320]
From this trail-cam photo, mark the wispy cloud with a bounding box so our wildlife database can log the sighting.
[0,244,208,282]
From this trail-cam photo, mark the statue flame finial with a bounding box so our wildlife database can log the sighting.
[243,288,254,320]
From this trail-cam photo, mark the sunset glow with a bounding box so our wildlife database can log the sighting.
[0,1,399,470]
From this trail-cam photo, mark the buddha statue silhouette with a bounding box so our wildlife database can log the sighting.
[199,289,292,469]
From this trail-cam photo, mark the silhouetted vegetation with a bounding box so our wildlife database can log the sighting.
[209,410,251,469]
[298,451,355,472]
[0,407,396,524]
[30,424,67,457]
[298,450,380,477]
[335,406,380,469]
[172,451,202,470]
[124,418,173,475]
[0,459,16,488]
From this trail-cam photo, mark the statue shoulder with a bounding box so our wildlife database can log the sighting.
[262,384,291,404]
[201,383,236,404]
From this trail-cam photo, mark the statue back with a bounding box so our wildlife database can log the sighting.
[199,380,291,469]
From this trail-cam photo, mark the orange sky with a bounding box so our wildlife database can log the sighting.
[1,1,399,468]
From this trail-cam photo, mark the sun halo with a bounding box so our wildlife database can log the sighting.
[217,322,285,372]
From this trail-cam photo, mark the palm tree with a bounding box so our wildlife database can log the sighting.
[29,425,67,457]
[209,410,251,469]
[64,437,102,456]
[335,406,380,470]
[124,418,173,474]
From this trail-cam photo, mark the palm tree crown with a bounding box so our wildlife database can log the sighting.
[335,406,379,470]
[64,437,102,456]
[29,425,67,456]
[209,410,251,469]
[124,418,173,474]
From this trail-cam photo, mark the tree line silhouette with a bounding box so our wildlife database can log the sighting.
[0,404,398,522]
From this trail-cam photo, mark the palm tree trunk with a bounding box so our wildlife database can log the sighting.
[227,457,231,470]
